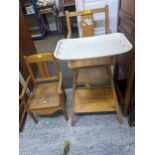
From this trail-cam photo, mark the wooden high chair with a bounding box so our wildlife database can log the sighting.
[65,5,116,87]
[20,53,67,124]
[65,6,122,125]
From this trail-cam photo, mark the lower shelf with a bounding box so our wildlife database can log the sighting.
[73,87,117,113]
[30,30,45,40]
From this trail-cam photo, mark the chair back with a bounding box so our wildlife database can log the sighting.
[24,53,60,85]
[65,5,110,38]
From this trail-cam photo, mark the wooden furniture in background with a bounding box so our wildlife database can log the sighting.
[20,0,46,40]
[114,0,135,117]
[37,3,59,33]
[58,0,77,35]
[65,6,122,125]
[60,0,75,13]
[20,53,67,123]
[19,5,37,131]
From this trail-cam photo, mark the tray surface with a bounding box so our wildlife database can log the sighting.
[54,33,132,60]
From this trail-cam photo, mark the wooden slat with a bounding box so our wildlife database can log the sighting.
[66,7,106,17]
[105,5,110,34]
[81,14,94,37]
[68,56,116,69]
[37,62,46,78]
[36,76,58,83]
[65,11,72,38]
[42,62,51,77]
[27,53,55,63]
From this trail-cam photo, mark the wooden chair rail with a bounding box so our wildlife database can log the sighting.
[19,75,31,100]
[65,7,107,17]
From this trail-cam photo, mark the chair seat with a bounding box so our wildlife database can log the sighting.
[29,83,61,110]
[74,87,116,113]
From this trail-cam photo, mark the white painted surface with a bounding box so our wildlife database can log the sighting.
[54,33,132,60]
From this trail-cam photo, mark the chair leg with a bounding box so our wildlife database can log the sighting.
[71,91,75,126]
[63,106,68,121]
[28,112,38,124]
[71,112,75,126]
[112,92,122,124]
[110,83,123,124]
[115,101,122,124]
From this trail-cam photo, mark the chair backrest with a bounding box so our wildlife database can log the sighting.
[65,5,110,38]
[24,53,60,85]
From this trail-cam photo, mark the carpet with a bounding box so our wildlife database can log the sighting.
[19,89,135,155]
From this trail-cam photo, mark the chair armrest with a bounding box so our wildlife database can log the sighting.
[57,71,63,94]
[19,75,31,100]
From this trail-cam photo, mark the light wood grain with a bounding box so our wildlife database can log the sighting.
[65,6,122,125]
[68,57,116,69]
[81,14,94,37]
[20,53,68,123]
[65,5,110,38]
[74,88,116,113]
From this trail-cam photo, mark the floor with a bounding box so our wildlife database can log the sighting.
[34,33,72,88]
[23,33,135,155]
[19,89,135,155]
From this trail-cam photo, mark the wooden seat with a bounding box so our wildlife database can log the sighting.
[74,88,116,113]
[65,6,122,125]
[29,83,61,111]
[19,53,67,124]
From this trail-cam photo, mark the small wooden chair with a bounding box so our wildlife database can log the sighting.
[20,53,67,124]
[65,6,122,125]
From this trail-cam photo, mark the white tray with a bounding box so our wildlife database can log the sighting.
[54,33,132,60]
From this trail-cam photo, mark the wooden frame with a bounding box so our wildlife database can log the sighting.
[65,5,114,70]
[71,65,122,126]
[65,6,122,126]
[20,53,68,124]
[114,0,135,116]
[65,5,111,38]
